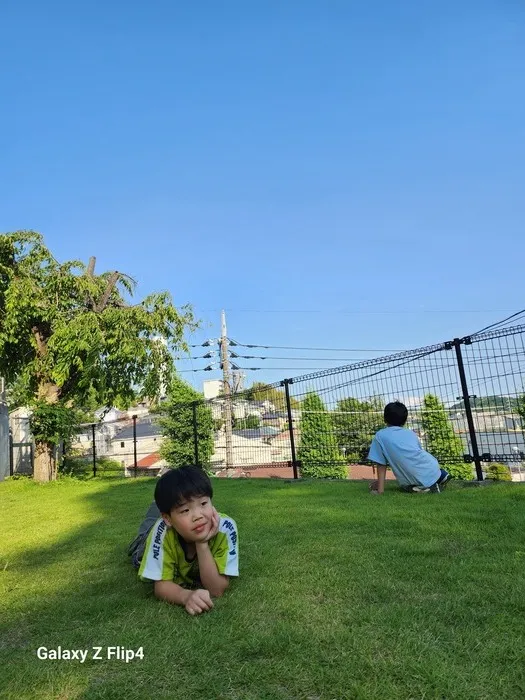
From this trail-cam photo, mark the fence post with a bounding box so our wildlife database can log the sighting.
[452,337,484,481]
[132,415,138,477]
[282,379,299,479]
[9,429,13,476]
[192,402,200,467]
[91,424,97,477]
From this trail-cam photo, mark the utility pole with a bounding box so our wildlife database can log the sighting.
[220,310,234,470]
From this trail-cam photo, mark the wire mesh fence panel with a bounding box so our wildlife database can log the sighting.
[67,415,166,477]
[9,416,33,475]
[205,391,294,477]
[11,442,33,475]
[287,343,477,478]
[461,326,525,479]
[12,323,525,482]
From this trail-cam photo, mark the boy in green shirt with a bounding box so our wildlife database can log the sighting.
[129,466,239,615]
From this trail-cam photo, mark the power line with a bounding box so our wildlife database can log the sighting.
[179,366,345,372]
[191,353,377,361]
[238,367,333,371]
[183,341,525,367]
[239,356,372,361]
[470,309,525,338]
[181,366,353,372]
[229,339,400,352]
[187,345,520,358]
[194,308,513,315]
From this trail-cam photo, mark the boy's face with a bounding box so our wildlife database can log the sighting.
[162,494,215,543]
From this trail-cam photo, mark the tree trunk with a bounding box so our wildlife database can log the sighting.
[33,379,60,482]
[34,441,56,482]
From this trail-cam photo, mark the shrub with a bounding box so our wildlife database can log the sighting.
[485,462,512,481]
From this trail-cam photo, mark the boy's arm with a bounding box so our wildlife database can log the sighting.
[154,581,214,615]
[368,436,387,495]
[195,542,230,597]
[373,465,387,495]
[196,509,229,597]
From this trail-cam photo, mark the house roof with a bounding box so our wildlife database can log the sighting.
[113,421,162,441]
[233,427,282,440]
[136,452,162,468]
[261,426,282,435]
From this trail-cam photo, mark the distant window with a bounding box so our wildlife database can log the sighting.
[121,442,125,448]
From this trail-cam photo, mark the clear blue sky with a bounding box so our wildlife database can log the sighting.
[1,1,524,389]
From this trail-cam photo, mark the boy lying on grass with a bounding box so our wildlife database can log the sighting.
[368,401,450,495]
[128,465,238,615]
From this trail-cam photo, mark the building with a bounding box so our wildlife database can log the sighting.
[125,452,168,477]
[0,381,8,481]
[110,419,165,469]
[211,428,293,469]
[450,410,521,433]
[261,412,288,428]
[94,407,127,423]
[203,380,224,400]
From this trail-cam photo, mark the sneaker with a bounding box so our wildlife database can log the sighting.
[437,472,451,490]
[411,486,431,494]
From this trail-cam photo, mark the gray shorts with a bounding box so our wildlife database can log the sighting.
[127,502,161,569]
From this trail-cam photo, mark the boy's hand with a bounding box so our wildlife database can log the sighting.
[184,589,214,616]
[202,508,220,542]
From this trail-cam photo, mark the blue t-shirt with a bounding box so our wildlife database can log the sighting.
[368,426,440,488]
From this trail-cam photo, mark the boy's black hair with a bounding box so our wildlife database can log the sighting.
[384,401,408,427]
[154,466,213,514]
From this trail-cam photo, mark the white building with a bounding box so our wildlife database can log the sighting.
[110,419,166,470]
[211,429,293,468]
[203,380,224,400]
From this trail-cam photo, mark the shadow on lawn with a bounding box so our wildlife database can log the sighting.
[2,477,341,699]
[0,478,165,698]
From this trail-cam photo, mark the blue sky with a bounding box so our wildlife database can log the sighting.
[1,0,524,389]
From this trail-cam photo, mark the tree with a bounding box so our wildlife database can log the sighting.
[233,415,260,430]
[159,376,214,468]
[452,395,519,412]
[297,392,347,478]
[420,394,473,480]
[332,397,384,462]
[244,382,301,412]
[0,231,195,481]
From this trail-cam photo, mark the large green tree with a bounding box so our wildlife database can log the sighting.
[159,376,214,468]
[244,382,301,412]
[420,393,473,480]
[233,415,260,430]
[332,396,384,462]
[0,231,195,481]
[297,392,347,478]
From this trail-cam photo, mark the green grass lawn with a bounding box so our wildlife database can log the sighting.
[1,477,525,700]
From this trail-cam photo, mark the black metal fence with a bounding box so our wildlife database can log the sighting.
[65,414,164,478]
[195,324,525,480]
[9,323,525,481]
